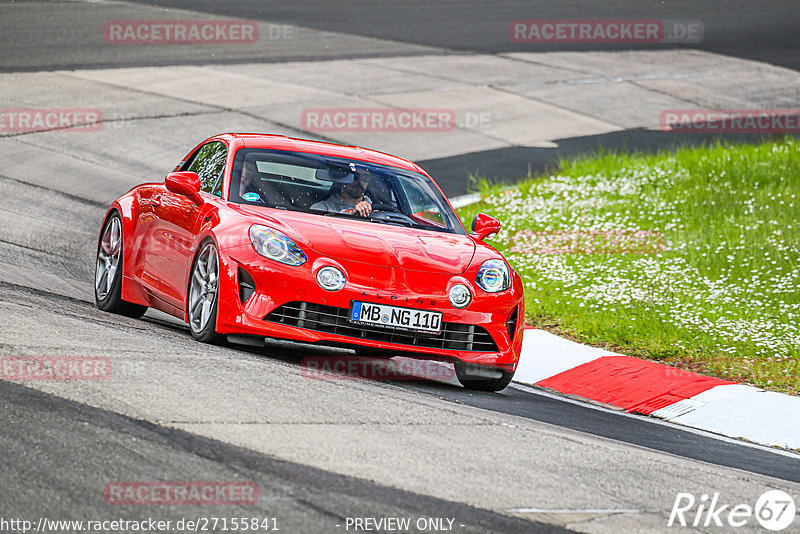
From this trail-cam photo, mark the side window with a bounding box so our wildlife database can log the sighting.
[186,142,227,197]
[402,179,447,228]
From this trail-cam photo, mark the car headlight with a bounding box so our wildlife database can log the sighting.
[249,225,307,266]
[448,283,472,308]
[316,266,346,291]
[476,259,510,292]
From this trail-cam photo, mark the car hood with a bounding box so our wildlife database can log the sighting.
[237,207,475,273]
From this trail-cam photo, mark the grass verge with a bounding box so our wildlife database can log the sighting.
[457,138,800,394]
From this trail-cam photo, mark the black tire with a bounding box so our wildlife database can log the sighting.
[455,362,515,392]
[187,239,223,344]
[94,212,147,319]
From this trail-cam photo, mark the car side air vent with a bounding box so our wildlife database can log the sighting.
[238,266,256,303]
[506,307,519,341]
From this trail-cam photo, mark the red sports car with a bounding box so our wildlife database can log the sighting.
[94,134,524,391]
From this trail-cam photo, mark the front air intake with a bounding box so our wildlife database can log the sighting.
[264,302,498,352]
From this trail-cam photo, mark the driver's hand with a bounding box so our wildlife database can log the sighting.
[353,201,373,217]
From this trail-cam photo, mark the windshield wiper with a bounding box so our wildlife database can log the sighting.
[368,217,413,228]
[315,210,415,227]
[317,211,357,219]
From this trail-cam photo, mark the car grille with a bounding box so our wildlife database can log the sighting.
[264,301,498,352]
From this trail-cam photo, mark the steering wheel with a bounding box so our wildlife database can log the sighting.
[370,202,400,213]
[369,209,415,226]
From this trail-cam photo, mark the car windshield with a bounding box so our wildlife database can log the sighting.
[228,148,464,234]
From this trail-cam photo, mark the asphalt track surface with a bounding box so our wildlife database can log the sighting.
[129,0,800,70]
[0,379,560,533]
[4,0,799,71]
[2,1,800,532]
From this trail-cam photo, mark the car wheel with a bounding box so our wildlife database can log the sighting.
[454,362,514,392]
[188,239,223,344]
[95,212,147,318]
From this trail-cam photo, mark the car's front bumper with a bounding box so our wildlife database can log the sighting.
[215,244,524,369]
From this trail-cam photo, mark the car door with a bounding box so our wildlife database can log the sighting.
[143,141,226,309]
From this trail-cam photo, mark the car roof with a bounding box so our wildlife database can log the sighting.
[209,133,426,175]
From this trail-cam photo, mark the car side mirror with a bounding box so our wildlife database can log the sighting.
[165,172,203,204]
[470,213,501,241]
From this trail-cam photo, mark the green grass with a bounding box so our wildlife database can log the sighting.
[458,138,800,393]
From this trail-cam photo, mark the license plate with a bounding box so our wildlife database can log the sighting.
[350,301,442,334]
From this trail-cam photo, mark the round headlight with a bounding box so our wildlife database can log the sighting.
[249,225,307,266]
[264,235,288,260]
[448,283,471,308]
[316,266,346,291]
[476,259,510,292]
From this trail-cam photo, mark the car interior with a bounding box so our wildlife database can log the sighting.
[229,151,454,232]
[235,155,397,211]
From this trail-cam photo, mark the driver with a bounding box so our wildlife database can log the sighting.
[311,170,373,217]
